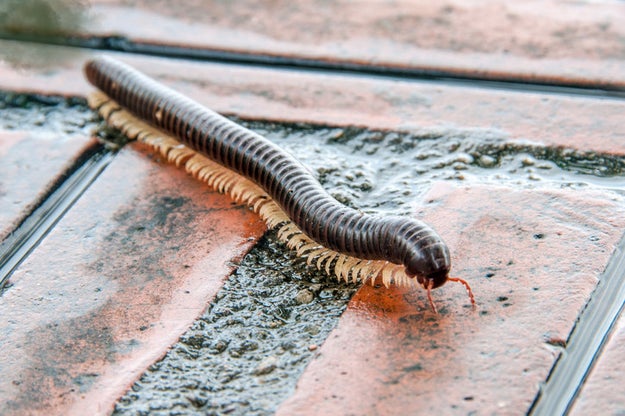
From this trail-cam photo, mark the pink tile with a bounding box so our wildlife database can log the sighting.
[1,52,624,154]
[0,141,265,415]
[0,129,96,241]
[277,183,625,415]
[83,0,625,88]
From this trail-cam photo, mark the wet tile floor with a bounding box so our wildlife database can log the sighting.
[1,1,625,415]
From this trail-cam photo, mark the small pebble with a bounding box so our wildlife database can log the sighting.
[455,153,474,164]
[253,356,277,375]
[295,289,314,304]
[479,155,497,167]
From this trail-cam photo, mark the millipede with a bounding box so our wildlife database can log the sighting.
[84,56,475,312]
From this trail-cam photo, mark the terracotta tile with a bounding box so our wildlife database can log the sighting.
[0,129,96,241]
[570,310,625,415]
[80,0,625,88]
[0,141,265,415]
[1,49,624,154]
[276,183,625,415]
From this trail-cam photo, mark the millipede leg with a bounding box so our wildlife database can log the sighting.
[448,277,476,309]
[426,279,438,314]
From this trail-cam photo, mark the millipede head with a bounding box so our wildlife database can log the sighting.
[414,268,449,290]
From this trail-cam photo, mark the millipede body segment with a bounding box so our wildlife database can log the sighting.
[84,56,475,311]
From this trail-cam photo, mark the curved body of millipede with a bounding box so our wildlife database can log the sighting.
[84,56,474,312]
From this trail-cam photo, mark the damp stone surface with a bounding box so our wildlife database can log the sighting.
[0,93,95,134]
[249,121,625,214]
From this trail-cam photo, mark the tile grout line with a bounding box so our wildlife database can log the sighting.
[1,34,624,100]
[529,232,625,415]
[0,147,114,292]
[92,38,625,100]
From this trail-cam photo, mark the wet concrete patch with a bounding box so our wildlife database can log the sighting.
[245,121,625,214]
[113,232,357,415]
[0,92,94,131]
